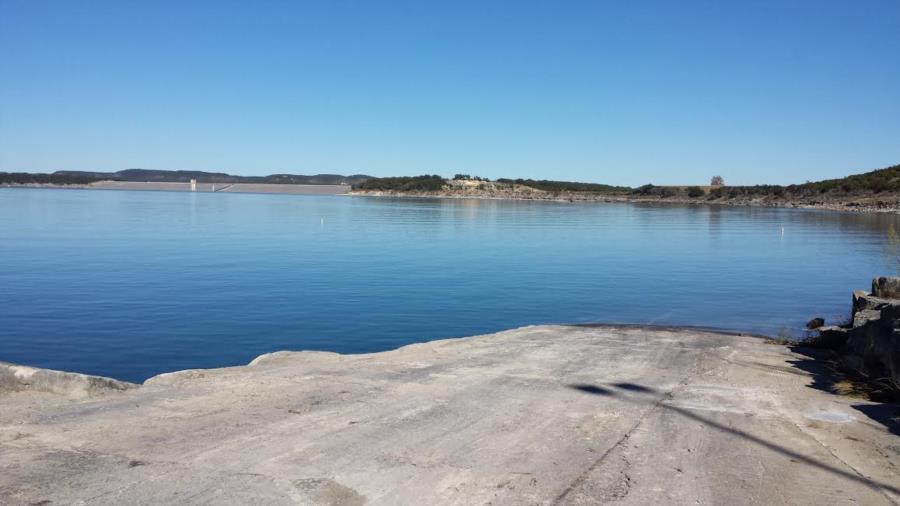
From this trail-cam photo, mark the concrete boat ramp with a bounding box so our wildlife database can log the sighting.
[1,325,898,505]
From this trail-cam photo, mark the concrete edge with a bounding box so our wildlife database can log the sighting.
[0,362,137,399]
[0,323,768,397]
[568,322,775,340]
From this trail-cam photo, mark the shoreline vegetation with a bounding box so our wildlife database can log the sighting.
[349,164,900,213]
[3,163,900,213]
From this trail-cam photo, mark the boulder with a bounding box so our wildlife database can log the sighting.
[852,309,882,329]
[852,290,892,313]
[819,279,900,390]
[871,276,900,299]
[806,317,825,329]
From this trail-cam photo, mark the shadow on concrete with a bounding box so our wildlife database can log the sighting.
[569,384,612,396]
[787,346,900,437]
[851,403,900,437]
[609,382,656,393]
[567,382,900,496]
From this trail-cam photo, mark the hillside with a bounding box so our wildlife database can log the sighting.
[716,163,900,198]
[350,163,900,212]
[353,176,630,195]
[39,169,374,186]
[6,163,900,212]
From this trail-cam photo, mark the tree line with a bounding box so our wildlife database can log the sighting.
[0,172,104,185]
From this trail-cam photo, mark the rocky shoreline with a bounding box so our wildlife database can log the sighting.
[5,182,899,213]
[811,277,900,399]
[350,188,900,214]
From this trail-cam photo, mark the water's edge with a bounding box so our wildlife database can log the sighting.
[0,323,774,393]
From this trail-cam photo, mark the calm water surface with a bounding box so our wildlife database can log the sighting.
[2,188,898,382]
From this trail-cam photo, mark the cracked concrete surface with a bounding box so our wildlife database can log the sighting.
[1,325,898,505]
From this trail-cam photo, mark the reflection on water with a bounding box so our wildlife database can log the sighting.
[884,225,900,275]
[1,188,899,382]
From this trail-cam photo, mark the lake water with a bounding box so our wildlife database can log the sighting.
[2,188,899,382]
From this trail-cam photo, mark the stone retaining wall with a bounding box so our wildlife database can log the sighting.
[816,277,900,391]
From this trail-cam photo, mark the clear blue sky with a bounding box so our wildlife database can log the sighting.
[1,1,898,186]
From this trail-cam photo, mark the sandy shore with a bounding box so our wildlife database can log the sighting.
[2,325,898,505]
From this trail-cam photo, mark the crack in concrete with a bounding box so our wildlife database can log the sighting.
[552,390,674,504]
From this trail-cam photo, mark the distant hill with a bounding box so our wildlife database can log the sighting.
[6,163,900,212]
[707,163,900,199]
[789,163,900,194]
[350,163,900,212]
[51,169,373,186]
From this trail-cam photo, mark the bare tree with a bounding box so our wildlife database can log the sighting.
[710,175,725,186]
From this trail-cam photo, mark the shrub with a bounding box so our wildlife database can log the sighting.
[687,186,705,198]
[631,184,656,195]
[659,187,677,198]
[353,175,446,192]
[0,172,104,185]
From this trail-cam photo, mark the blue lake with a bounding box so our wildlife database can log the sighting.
[2,188,898,382]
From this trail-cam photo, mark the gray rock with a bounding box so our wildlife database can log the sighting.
[806,317,825,329]
[852,290,871,313]
[871,276,900,299]
[0,362,135,399]
[852,309,882,329]
[852,290,893,312]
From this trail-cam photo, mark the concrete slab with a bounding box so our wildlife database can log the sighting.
[1,325,898,505]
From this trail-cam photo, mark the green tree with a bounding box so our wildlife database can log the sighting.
[687,186,705,198]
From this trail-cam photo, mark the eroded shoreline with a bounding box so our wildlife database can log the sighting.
[350,189,900,214]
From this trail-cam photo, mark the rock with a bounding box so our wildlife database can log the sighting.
[806,318,825,329]
[852,290,893,313]
[871,276,900,299]
[811,326,850,348]
[852,309,882,329]
[852,290,870,313]
[0,362,135,399]
[821,281,900,393]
